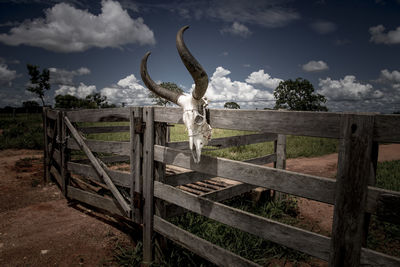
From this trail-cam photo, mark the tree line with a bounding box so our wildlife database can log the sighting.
[5,64,331,112]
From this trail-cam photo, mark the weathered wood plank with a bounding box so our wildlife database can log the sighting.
[155,182,400,264]
[79,126,130,134]
[66,107,130,122]
[130,107,143,224]
[154,107,342,138]
[154,145,336,204]
[165,153,277,187]
[46,108,58,120]
[374,114,400,142]
[43,108,50,182]
[201,183,255,202]
[329,114,374,267]
[50,166,62,187]
[143,107,155,265]
[67,162,130,188]
[153,216,260,267]
[376,193,400,224]
[60,111,69,196]
[64,116,131,215]
[48,144,61,166]
[73,155,129,164]
[67,186,124,216]
[167,133,277,150]
[274,134,287,201]
[154,181,331,260]
[360,247,400,266]
[67,139,130,156]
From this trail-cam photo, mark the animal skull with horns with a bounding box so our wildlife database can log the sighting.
[141,26,212,163]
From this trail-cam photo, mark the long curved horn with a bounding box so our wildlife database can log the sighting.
[176,26,208,100]
[140,52,182,105]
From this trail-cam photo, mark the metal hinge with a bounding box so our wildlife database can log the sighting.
[134,118,145,134]
[133,191,144,209]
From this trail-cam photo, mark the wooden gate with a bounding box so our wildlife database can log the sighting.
[43,107,400,267]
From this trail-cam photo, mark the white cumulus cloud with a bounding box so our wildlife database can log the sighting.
[49,67,90,85]
[198,67,278,109]
[101,74,153,106]
[0,0,155,52]
[302,60,329,72]
[369,25,400,45]
[0,64,17,86]
[221,22,252,38]
[245,69,283,89]
[318,75,377,100]
[55,83,96,98]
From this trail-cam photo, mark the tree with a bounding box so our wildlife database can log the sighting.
[224,101,240,109]
[273,78,328,111]
[26,64,50,107]
[22,100,41,113]
[54,93,116,109]
[55,95,85,109]
[149,82,183,106]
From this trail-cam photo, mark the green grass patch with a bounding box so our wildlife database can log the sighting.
[113,197,308,266]
[84,123,338,160]
[367,160,400,257]
[376,160,400,191]
[0,113,43,150]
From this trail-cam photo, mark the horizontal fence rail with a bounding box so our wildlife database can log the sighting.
[43,107,400,267]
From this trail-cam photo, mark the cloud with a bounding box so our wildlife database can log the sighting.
[100,74,153,106]
[245,69,283,89]
[377,69,400,88]
[49,67,90,85]
[0,0,155,52]
[55,82,96,98]
[318,75,378,100]
[221,22,252,38]
[310,20,336,34]
[0,64,17,86]
[145,0,299,28]
[198,67,278,109]
[369,25,400,45]
[302,60,329,72]
[208,0,300,28]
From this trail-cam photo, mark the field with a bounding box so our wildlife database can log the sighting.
[0,113,399,266]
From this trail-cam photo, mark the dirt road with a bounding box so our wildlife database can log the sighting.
[0,150,130,266]
[0,144,399,266]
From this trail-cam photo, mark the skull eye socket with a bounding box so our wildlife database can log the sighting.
[194,114,204,125]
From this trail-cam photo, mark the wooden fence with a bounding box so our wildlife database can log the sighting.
[43,107,400,267]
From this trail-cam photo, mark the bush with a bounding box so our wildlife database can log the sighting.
[0,114,43,150]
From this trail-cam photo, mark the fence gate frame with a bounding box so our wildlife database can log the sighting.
[43,106,400,267]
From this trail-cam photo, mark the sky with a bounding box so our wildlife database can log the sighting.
[0,0,399,113]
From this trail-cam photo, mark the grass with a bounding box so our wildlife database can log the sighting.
[0,113,43,150]
[84,123,339,160]
[2,113,398,264]
[113,196,308,266]
[367,160,400,257]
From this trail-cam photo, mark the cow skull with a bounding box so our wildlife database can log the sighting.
[140,26,212,163]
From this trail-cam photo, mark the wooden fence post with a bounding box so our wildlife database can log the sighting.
[362,141,379,245]
[43,107,49,183]
[130,107,143,224]
[154,121,167,262]
[143,107,155,265]
[329,114,374,267]
[60,111,70,197]
[274,134,287,201]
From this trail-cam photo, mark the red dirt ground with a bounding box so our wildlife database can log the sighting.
[0,144,399,266]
